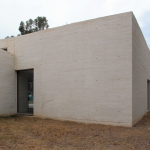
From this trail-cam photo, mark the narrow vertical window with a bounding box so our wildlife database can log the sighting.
[1,48,7,51]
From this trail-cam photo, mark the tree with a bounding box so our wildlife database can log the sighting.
[19,21,25,35]
[34,16,49,30]
[19,16,49,35]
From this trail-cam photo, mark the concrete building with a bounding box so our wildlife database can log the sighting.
[0,12,149,127]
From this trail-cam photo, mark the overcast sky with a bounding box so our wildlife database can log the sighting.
[0,0,150,48]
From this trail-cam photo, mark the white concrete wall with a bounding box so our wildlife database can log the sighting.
[1,12,149,127]
[12,12,133,127]
[132,14,150,125]
[0,49,16,115]
[0,38,15,55]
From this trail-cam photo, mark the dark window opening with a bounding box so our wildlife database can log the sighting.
[1,48,7,51]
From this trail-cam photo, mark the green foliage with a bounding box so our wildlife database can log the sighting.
[19,21,25,35]
[5,36,9,39]
[5,35,14,39]
[19,16,49,35]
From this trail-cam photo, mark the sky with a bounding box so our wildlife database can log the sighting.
[0,0,150,48]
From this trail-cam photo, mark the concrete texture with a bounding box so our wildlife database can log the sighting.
[132,13,150,125]
[0,12,149,127]
[0,49,16,115]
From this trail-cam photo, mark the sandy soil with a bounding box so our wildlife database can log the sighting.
[0,112,150,150]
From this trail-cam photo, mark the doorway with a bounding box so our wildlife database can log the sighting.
[17,69,34,115]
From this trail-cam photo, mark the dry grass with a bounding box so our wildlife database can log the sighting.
[0,112,150,150]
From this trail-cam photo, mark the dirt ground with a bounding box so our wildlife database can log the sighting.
[0,112,150,150]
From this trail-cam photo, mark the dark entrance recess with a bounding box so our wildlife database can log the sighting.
[1,48,7,51]
[17,69,34,115]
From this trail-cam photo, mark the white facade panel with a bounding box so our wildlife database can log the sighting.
[0,49,16,115]
[14,12,133,127]
[0,12,149,127]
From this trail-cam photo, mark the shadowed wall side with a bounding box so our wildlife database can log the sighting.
[132,13,150,125]
[0,49,16,115]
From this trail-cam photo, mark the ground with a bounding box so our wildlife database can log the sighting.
[0,112,150,150]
